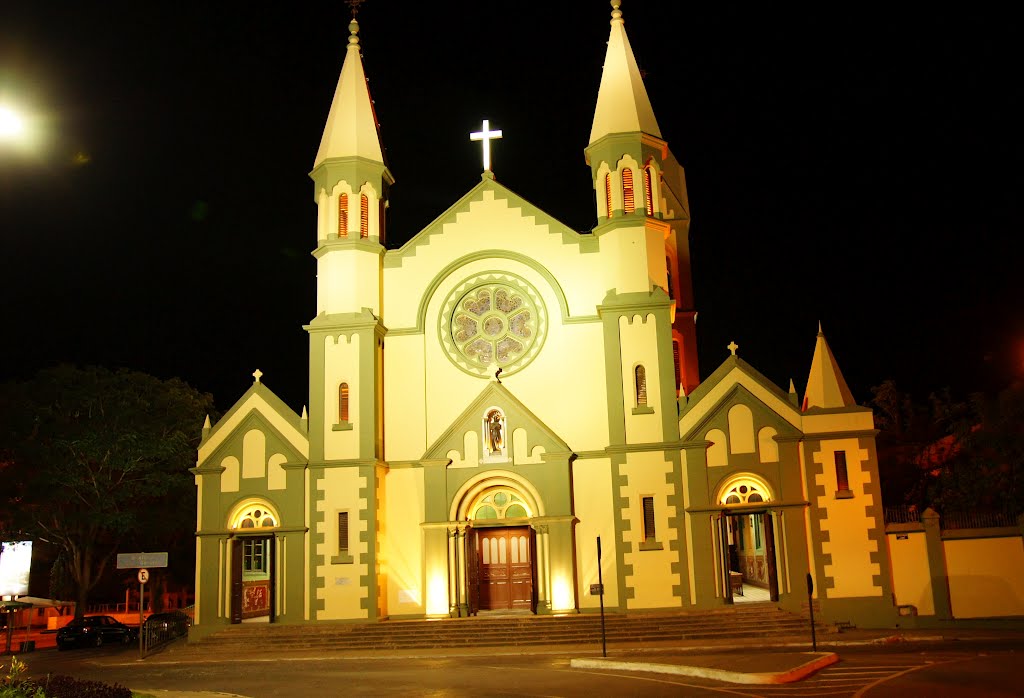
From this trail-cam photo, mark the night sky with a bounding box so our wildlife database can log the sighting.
[1,3,1020,416]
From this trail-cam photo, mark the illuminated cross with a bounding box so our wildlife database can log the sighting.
[727,341,738,356]
[253,368,263,383]
[470,119,503,172]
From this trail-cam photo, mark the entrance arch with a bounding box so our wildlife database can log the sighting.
[450,473,543,615]
[227,499,279,624]
[714,474,780,604]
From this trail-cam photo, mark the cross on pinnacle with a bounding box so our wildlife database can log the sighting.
[470,119,503,172]
[253,368,264,383]
[346,0,366,18]
[727,341,738,356]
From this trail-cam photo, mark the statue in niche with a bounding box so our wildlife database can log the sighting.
[486,410,505,454]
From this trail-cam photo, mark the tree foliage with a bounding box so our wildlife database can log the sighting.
[870,379,1024,515]
[0,365,214,617]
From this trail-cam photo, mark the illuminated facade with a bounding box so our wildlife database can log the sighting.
[191,4,896,634]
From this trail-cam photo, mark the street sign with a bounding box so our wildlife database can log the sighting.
[138,569,149,584]
[117,552,167,569]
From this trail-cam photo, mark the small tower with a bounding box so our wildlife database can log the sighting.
[306,13,389,465]
[587,1,698,398]
[800,325,896,626]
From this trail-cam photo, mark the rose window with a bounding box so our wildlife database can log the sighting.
[440,274,547,377]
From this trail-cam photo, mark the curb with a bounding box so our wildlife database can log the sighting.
[569,651,839,684]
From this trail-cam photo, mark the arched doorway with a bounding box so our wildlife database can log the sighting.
[227,500,280,624]
[451,477,543,615]
[715,475,779,604]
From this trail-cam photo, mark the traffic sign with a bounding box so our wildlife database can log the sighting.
[117,552,167,569]
[138,569,149,584]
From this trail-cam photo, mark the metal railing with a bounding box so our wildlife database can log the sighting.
[883,505,921,524]
[942,510,1017,530]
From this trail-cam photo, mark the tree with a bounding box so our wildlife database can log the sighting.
[0,365,214,617]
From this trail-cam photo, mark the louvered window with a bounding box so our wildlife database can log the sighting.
[338,193,348,237]
[635,365,647,406]
[604,173,613,219]
[360,194,369,238]
[338,512,349,554]
[666,256,675,300]
[642,497,656,541]
[673,340,682,389]
[835,451,850,493]
[622,168,635,214]
[339,383,350,423]
[644,167,654,215]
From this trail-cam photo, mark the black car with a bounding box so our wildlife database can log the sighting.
[142,611,191,640]
[56,615,137,650]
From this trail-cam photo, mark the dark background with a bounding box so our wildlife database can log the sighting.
[1,2,1020,414]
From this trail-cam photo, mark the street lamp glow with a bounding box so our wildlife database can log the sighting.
[0,106,26,140]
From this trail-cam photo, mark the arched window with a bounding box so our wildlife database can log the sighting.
[339,383,350,423]
[359,194,369,238]
[622,168,635,214]
[644,166,654,216]
[604,173,613,219]
[635,365,647,406]
[338,193,348,237]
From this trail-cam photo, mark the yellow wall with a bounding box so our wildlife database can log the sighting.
[620,452,680,608]
[383,468,426,615]
[315,467,369,619]
[619,313,662,444]
[886,531,934,615]
[814,438,882,598]
[945,537,1024,618]
[573,458,618,609]
[323,334,361,460]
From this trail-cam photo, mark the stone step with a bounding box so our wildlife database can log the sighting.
[192,605,821,653]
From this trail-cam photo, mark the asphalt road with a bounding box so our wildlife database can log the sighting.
[11,638,1024,697]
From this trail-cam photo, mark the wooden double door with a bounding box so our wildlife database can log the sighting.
[466,526,536,613]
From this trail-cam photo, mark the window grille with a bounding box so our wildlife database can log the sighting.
[360,194,369,238]
[622,168,635,214]
[604,174,613,219]
[635,365,647,406]
[642,496,656,541]
[339,383,350,423]
[338,193,348,237]
[835,451,850,492]
[338,512,349,554]
[644,167,654,215]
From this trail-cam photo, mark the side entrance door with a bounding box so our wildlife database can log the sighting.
[476,527,534,611]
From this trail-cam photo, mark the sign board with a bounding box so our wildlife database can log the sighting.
[138,569,149,584]
[0,541,33,597]
[896,534,909,540]
[117,552,168,569]
[589,584,604,595]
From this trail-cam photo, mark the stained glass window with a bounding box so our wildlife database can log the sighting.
[451,284,535,370]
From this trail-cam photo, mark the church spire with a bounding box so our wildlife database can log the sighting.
[803,324,856,411]
[589,1,661,146]
[313,15,384,169]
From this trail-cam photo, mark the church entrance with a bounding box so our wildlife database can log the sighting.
[720,511,779,603]
[466,526,536,613]
[230,535,276,623]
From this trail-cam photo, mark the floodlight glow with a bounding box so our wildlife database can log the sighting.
[0,106,25,140]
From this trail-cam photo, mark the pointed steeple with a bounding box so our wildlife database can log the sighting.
[314,17,384,168]
[803,324,856,411]
[589,1,661,145]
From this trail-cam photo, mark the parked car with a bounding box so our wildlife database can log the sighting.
[142,610,191,638]
[56,615,137,650]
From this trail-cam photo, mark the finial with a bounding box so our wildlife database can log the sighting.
[817,320,824,336]
[252,368,263,384]
[347,0,365,18]
[203,415,212,429]
[789,379,797,394]
[301,406,308,421]
[727,341,738,356]
[611,0,623,23]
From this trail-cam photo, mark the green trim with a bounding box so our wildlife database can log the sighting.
[383,177,596,270]
[421,381,570,461]
[312,237,385,259]
[631,406,655,415]
[940,527,1019,540]
[680,355,799,425]
[664,451,689,604]
[332,421,354,432]
[386,250,598,338]
[196,526,308,537]
[309,458,380,469]
[200,381,306,456]
[835,489,854,499]
[610,454,633,608]
[637,540,663,551]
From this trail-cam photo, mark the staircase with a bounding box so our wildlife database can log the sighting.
[184,604,822,655]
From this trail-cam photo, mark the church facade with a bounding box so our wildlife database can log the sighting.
[191,4,897,635]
